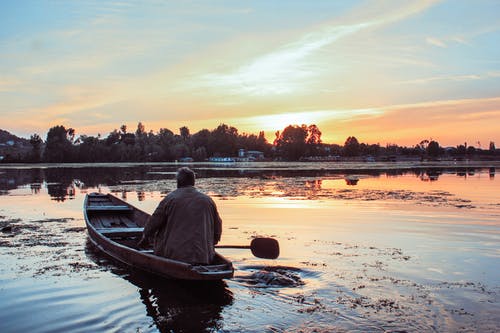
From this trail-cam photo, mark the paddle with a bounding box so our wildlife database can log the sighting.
[215,237,280,259]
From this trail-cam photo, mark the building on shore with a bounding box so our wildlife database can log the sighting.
[237,149,265,161]
[208,156,236,163]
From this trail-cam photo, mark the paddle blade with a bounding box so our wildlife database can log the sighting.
[250,237,280,259]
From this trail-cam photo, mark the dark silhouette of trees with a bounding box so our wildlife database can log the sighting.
[306,125,322,145]
[192,129,211,161]
[273,124,323,160]
[305,125,322,156]
[363,143,381,156]
[456,144,467,155]
[418,139,429,151]
[274,125,308,160]
[427,140,441,158]
[29,133,43,162]
[77,135,104,162]
[179,126,190,142]
[157,128,176,160]
[44,125,76,162]
[1,122,499,163]
[343,136,360,157]
[209,124,239,157]
[135,122,147,158]
[237,131,270,156]
[121,133,136,146]
[106,129,121,146]
[136,122,145,137]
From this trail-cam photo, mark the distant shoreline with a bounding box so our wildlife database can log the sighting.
[0,160,499,170]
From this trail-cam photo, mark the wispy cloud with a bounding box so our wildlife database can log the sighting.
[0,77,21,92]
[426,37,446,48]
[450,36,470,45]
[188,0,439,98]
[199,22,371,96]
[427,23,500,48]
[398,71,500,85]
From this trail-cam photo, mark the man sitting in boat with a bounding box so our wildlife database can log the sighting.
[138,167,222,265]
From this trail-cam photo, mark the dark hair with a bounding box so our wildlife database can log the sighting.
[177,167,195,188]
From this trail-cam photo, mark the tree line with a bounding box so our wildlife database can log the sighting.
[26,123,271,163]
[0,122,498,163]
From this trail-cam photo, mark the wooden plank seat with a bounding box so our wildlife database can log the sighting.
[87,205,133,212]
[98,227,144,238]
[88,193,108,197]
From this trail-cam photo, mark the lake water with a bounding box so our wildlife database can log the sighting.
[0,162,499,332]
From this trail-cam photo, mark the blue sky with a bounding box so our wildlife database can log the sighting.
[1,0,499,146]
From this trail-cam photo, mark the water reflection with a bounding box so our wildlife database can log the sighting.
[85,241,233,332]
[418,169,441,182]
[30,182,41,194]
[305,179,322,189]
[0,163,498,201]
[345,176,359,185]
[1,163,498,332]
[47,182,76,201]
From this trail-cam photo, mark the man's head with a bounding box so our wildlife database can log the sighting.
[176,167,195,188]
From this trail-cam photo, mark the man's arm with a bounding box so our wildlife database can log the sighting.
[138,199,167,247]
[212,202,222,245]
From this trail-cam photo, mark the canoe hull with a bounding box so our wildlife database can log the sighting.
[84,193,234,280]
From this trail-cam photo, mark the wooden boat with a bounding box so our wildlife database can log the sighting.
[84,192,234,280]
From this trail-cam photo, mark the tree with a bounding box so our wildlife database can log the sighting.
[343,136,360,157]
[29,133,43,162]
[274,125,308,160]
[105,129,121,146]
[78,135,101,162]
[192,146,207,161]
[305,124,322,156]
[67,128,75,143]
[135,122,146,138]
[466,146,476,155]
[179,126,190,141]
[192,129,210,148]
[134,122,147,158]
[306,124,322,145]
[209,124,238,156]
[172,143,189,159]
[121,133,136,145]
[44,125,75,162]
[427,140,441,157]
[417,139,430,152]
[456,144,467,155]
[364,143,380,156]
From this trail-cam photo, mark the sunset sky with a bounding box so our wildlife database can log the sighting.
[1,0,499,147]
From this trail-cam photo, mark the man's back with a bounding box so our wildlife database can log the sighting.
[144,186,222,264]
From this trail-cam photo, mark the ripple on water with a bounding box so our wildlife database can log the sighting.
[234,265,317,288]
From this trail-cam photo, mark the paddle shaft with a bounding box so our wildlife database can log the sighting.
[215,245,251,249]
